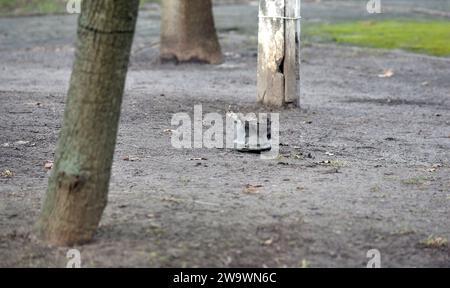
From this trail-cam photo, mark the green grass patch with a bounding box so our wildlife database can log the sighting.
[304,20,450,56]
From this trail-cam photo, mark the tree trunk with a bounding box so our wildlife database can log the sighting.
[36,0,139,246]
[160,0,223,64]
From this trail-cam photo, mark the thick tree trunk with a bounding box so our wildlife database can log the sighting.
[36,0,139,246]
[160,0,223,64]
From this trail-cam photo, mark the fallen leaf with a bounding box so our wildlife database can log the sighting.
[427,164,443,172]
[44,160,53,170]
[1,169,14,178]
[14,140,30,145]
[292,154,302,159]
[378,69,394,78]
[243,184,263,194]
[262,238,273,246]
[123,156,140,162]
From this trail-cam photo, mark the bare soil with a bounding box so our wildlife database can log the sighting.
[0,2,449,267]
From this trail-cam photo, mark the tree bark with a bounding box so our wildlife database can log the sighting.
[160,0,223,64]
[36,0,139,246]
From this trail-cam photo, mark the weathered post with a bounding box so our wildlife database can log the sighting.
[284,0,301,105]
[257,0,301,107]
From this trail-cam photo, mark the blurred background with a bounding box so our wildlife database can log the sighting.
[0,0,449,57]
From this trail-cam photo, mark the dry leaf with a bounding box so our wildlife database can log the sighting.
[14,140,30,145]
[293,154,302,159]
[243,184,263,194]
[123,156,140,162]
[44,160,54,170]
[378,69,394,78]
[427,164,442,172]
[262,238,273,246]
[1,169,14,178]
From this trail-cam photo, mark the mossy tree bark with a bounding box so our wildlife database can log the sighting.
[36,0,139,246]
[160,0,223,64]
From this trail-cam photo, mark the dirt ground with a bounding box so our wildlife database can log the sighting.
[0,2,449,267]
